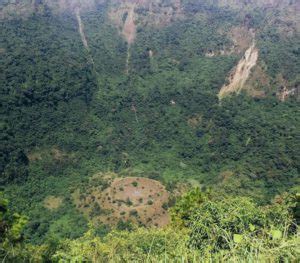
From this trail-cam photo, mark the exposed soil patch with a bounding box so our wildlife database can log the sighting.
[75,7,95,65]
[187,114,202,128]
[27,152,42,162]
[75,8,89,50]
[51,148,67,161]
[220,171,234,183]
[109,4,136,44]
[44,196,63,210]
[219,42,259,99]
[74,177,170,227]
[278,87,297,101]
[276,74,298,101]
[122,5,136,45]
[205,27,252,57]
[109,3,136,74]
[27,147,74,163]
[230,26,253,53]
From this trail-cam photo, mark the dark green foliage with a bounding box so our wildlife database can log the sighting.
[116,220,134,231]
[81,8,127,76]
[162,202,168,210]
[0,0,299,245]
[258,29,300,82]
[132,181,138,187]
[147,200,153,205]
[126,198,133,206]
[129,209,138,217]
[0,14,97,183]
[89,203,102,217]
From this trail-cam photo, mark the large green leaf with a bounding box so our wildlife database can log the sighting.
[233,234,243,243]
[271,230,282,240]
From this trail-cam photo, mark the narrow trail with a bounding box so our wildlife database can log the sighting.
[219,41,259,99]
[75,7,94,64]
[125,47,131,75]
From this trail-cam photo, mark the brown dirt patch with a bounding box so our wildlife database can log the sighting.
[187,114,202,128]
[27,152,42,162]
[27,147,73,162]
[230,26,253,53]
[74,177,170,227]
[220,171,234,183]
[122,5,136,44]
[274,74,298,101]
[51,148,69,160]
[109,0,183,40]
[109,4,136,44]
[44,196,63,210]
[205,27,252,57]
[219,42,259,99]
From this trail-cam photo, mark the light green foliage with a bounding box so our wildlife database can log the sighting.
[0,193,27,242]
[1,191,299,262]
[50,191,299,262]
[188,197,290,250]
[52,227,194,262]
[233,234,243,244]
[0,193,29,261]
[170,188,208,227]
[179,191,299,261]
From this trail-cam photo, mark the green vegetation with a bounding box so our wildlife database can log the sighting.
[131,181,138,187]
[1,190,299,261]
[147,200,153,206]
[0,0,299,260]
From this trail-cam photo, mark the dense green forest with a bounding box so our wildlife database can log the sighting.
[0,0,299,261]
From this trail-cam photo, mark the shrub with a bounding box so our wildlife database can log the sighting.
[132,181,138,187]
[126,198,133,206]
[129,210,138,217]
[147,200,153,205]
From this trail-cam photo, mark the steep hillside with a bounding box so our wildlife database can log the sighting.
[219,38,259,99]
[0,0,299,245]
